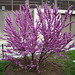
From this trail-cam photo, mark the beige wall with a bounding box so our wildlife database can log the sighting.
[61,14,75,37]
[71,15,75,35]
[62,14,70,33]
[0,10,75,39]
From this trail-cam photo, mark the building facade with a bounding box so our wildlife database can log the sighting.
[0,0,75,10]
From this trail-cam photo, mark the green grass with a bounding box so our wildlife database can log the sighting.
[0,61,10,75]
[47,50,75,75]
[64,50,75,75]
[0,50,75,75]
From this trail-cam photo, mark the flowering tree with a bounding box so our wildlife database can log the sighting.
[0,2,75,73]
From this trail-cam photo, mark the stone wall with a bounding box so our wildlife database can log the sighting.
[0,11,5,38]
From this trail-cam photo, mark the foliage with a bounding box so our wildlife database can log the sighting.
[0,61,10,75]
[0,2,75,73]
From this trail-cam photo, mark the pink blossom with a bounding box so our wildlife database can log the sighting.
[0,1,75,73]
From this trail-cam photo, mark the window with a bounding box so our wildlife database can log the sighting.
[0,0,26,10]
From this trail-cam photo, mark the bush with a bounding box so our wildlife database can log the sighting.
[0,2,75,73]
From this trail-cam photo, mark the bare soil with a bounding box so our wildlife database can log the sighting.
[4,59,64,75]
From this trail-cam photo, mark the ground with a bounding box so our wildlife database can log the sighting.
[4,60,64,75]
[0,50,75,75]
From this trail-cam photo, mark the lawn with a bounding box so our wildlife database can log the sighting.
[0,50,75,75]
[0,61,10,75]
[47,50,75,75]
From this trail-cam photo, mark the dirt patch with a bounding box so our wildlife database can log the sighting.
[4,60,64,75]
